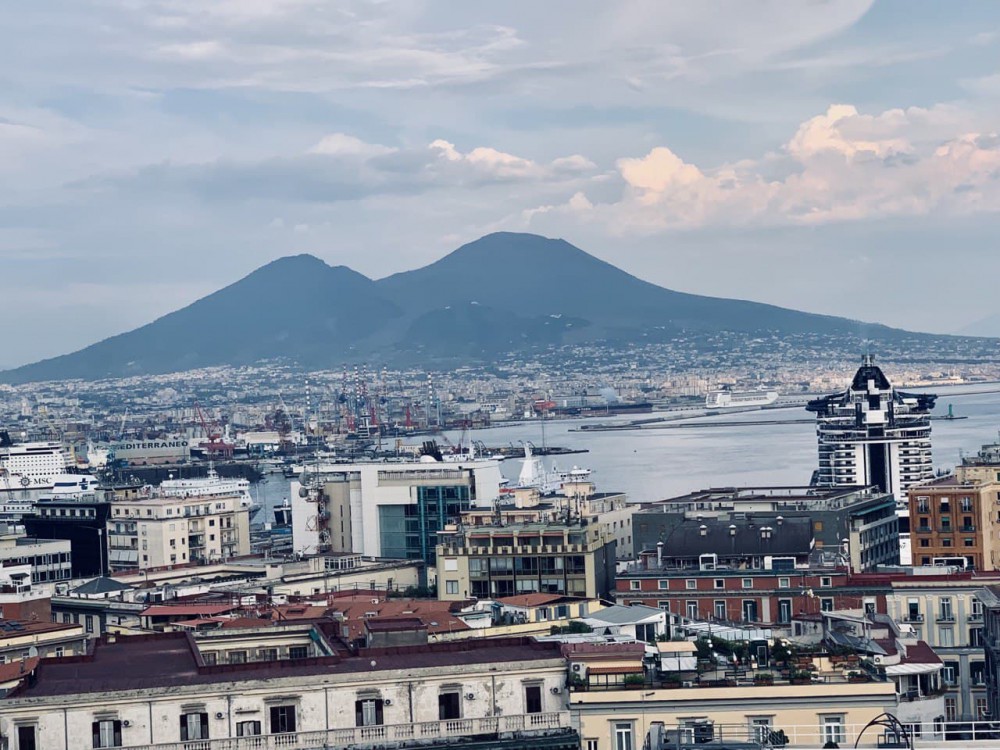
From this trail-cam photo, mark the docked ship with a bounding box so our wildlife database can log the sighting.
[159,466,260,513]
[0,432,74,493]
[0,473,101,521]
[705,388,779,409]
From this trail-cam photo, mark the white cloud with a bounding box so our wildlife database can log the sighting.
[309,133,396,157]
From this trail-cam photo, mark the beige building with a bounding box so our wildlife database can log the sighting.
[435,519,617,602]
[107,493,250,571]
[572,682,898,750]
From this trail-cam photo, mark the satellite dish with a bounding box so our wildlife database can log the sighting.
[27,646,38,658]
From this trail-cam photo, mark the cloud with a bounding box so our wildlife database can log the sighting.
[524,104,1000,233]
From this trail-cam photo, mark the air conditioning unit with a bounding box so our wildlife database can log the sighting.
[551,687,561,694]
[681,681,694,688]
[383,698,392,706]
[215,712,224,720]
[122,720,131,728]
[371,598,380,605]
[572,664,582,672]
[465,693,475,700]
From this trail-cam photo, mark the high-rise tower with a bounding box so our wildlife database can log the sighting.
[807,355,936,501]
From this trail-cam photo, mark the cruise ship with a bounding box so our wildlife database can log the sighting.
[0,434,74,492]
[0,473,101,521]
[705,388,779,409]
[159,467,260,513]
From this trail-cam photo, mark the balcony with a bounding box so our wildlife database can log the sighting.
[118,712,575,750]
[902,613,924,623]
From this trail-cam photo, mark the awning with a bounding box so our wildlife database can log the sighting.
[659,656,698,672]
[657,641,696,654]
[884,662,942,676]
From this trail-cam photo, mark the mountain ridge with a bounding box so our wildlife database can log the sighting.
[0,232,964,384]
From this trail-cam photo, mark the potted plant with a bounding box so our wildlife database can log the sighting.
[790,670,813,685]
[753,672,774,685]
[661,674,683,689]
[846,671,869,683]
[623,674,645,689]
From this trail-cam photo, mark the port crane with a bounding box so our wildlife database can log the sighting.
[194,400,233,459]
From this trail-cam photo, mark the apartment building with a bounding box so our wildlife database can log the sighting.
[0,627,576,750]
[435,520,617,602]
[884,573,993,722]
[633,485,900,574]
[107,494,250,571]
[0,527,71,585]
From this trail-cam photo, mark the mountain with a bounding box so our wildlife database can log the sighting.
[957,314,1000,338]
[2,255,401,383]
[0,232,947,383]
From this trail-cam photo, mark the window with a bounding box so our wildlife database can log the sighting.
[229,650,247,664]
[945,697,957,721]
[971,628,984,647]
[438,690,461,720]
[17,725,37,750]
[977,697,989,719]
[289,646,308,660]
[778,577,790,589]
[943,662,958,685]
[714,579,725,590]
[907,598,921,620]
[92,719,122,748]
[778,599,793,624]
[820,576,832,587]
[258,648,278,662]
[714,600,726,620]
[821,716,844,746]
[971,661,986,686]
[820,598,834,612]
[749,717,773,744]
[614,722,634,750]
[685,579,697,590]
[940,598,954,620]
[202,652,217,666]
[236,721,261,737]
[355,698,384,727]
[525,684,543,714]
[629,580,641,591]
[180,712,208,741]
[445,580,459,595]
[940,627,954,647]
[85,615,94,634]
[269,705,296,734]
[742,578,753,589]
[686,601,698,619]
[586,741,599,750]
[54,646,64,658]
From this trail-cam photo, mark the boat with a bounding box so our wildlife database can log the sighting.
[704,388,779,409]
[158,466,260,513]
[0,473,101,521]
[511,442,591,495]
[0,432,74,493]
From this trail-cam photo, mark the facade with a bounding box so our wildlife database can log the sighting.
[885,573,992,722]
[978,585,1000,722]
[633,485,899,573]
[107,493,251,571]
[435,521,617,602]
[806,356,935,502]
[909,472,994,570]
[615,566,867,626]
[290,457,504,563]
[571,681,898,750]
[0,629,576,750]
[0,528,71,585]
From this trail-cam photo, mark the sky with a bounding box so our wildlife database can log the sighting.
[3,1,1000,368]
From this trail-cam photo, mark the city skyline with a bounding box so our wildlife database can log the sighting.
[3,2,1000,367]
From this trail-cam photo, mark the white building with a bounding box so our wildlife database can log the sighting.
[107,494,250,571]
[807,355,935,502]
[291,457,503,563]
[0,626,575,750]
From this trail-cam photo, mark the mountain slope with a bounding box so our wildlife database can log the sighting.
[378,232,893,339]
[2,255,400,383]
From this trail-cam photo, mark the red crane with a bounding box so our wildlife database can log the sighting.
[194,400,234,459]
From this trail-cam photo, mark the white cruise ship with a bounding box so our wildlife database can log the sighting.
[0,439,74,492]
[0,473,101,521]
[159,467,259,513]
[705,388,779,409]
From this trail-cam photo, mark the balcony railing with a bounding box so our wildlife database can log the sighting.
[119,712,572,750]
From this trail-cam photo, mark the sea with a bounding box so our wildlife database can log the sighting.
[252,383,1000,515]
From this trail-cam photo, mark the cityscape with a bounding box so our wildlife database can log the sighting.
[5,3,1000,750]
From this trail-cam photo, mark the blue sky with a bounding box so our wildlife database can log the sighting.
[3,1,1000,367]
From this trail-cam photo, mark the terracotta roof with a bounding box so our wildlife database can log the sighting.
[365,617,426,633]
[901,641,942,665]
[0,657,38,686]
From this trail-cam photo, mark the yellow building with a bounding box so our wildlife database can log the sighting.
[572,682,898,750]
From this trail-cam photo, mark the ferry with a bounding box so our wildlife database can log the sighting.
[159,466,260,513]
[705,388,779,409]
